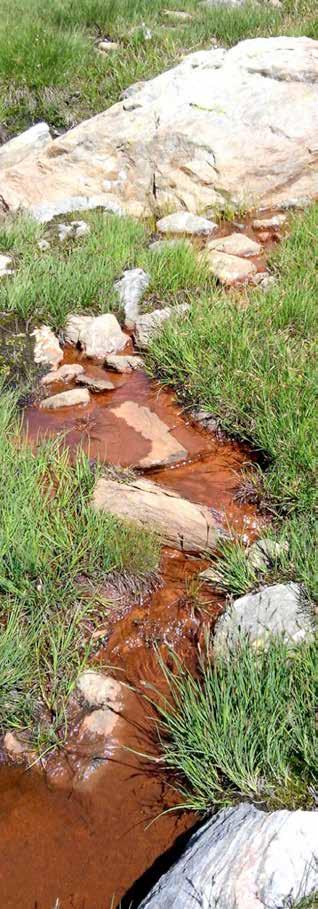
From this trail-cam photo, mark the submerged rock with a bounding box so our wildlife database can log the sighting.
[75,373,114,392]
[208,232,262,257]
[77,672,123,710]
[134,303,189,349]
[65,313,127,358]
[2,38,318,218]
[157,212,217,235]
[108,401,188,468]
[139,803,318,909]
[93,475,224,554]
[32,325,63,369]
[206,250,257,284]
[213,582,316,655]
[114,268,150,329]
[40,388,90,409]
[104,353,145,373]
[40,363,84,385]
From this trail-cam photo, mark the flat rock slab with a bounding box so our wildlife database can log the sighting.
[206,250,257,283]
[109,401,187,468]
[40,363,84,385]
[104,353,145,373]
[93,475,224,553]
[2,38,318,218]
[65,313,127,358]
[40,388,90,409]
[208,232,262,257]
[139,803,318,909]
[76,373,115,392]
[213,582,316,655]
[157,212,217,235]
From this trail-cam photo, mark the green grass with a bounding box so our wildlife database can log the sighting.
[149,637,318,811]
[0,0,317,140]
[0,212,211,330]
[0,386,159,749]
[147,205,318,600]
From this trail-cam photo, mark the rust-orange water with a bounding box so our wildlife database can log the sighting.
[0,353,262,908]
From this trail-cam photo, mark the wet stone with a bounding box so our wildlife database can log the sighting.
[77,672,123,709]
[40,363,84,385]
[40,388,90,409]
[109,400,188,468]
[76,373,115,392]
[208,232,262,257]
[104,353,145,373]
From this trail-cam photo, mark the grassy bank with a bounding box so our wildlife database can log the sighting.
[147,205,318,600]
[0,387,159,750]
[0,0,317,140]
[0,212,210,331]
[151,637,317,810]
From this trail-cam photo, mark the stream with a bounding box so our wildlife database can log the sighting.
[0,343,262,909]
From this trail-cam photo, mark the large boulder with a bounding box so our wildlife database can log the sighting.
[1,38,318,218]
[93,475,225,554]
[138,803,318,909]
[213,583,316,655]
[0,122,51,171]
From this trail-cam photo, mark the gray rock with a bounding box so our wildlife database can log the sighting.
[213,583,316,655]
[206,250,257,284]
[157,211,217,235]
[29,194,124,224]
[40,363,84,385]
[252,271,276,289]
[134,303,189,349]
[208,232,262,257]
[139,803,318,909]
[32,325,63,368]
[0,254,13,277]
[40,388,90,409]
[65,313,127,358]
[0,122,51,171]
[104,353,145,373]
[247,538,289,572]
[114,268,150,328]
[57,220,90,242]
[75,373,114,392]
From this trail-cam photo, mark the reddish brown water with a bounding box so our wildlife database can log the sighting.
[1,342,263,907]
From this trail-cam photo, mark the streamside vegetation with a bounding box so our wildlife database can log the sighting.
[148,204,318,601]
[0,0,317,140]
[0,386,159,751]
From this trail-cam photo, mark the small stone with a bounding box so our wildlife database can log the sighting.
[81,708,119,738]
[76,373,114,392]
[206,251,257,284]
[32,325,63,368]
[77,671,122,709]
[38,239,50,252]
[65,313,127,358]
[98,40,120,53]
[252,272,276,289]
[104,354,145,373]
[247,539,289,572]
[162,9,193,20]
[157,212,217,236]
[253,214,287,230]
[40,363,84,385]
[134,303,189,349]
[114,268,150,329]
[208,232,262,257]
[0,254,13,277]
[40,388,90,409]
[57,220,90,242]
